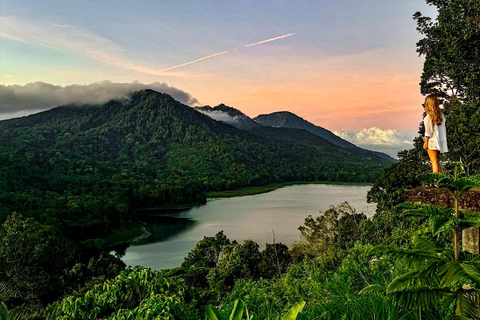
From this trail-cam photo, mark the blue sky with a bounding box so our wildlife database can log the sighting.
[0,1,438,154]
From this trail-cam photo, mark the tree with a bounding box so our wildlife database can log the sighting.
[291,202,367,259]
[182,231,232,288]
[0,213,75,310]
[258,243,292,279]
[369,0,480,208]
[414,0,480,100]
[207,240,262,294]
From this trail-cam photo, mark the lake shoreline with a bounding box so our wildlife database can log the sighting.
[135,181,372,212]
[206,181,372,199]
[121,183,376,270]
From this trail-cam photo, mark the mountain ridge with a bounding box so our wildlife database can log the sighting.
[193,104,394,161]
[254,111,357,149]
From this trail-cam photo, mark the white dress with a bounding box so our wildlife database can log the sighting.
[424,114,448,153]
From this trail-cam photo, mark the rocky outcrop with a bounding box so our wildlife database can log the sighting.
[404,187,480,211]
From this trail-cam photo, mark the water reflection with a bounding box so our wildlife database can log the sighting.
[132,214,196,245]
[121,184,376,270]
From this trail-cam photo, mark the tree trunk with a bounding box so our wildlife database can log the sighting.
[455,198,459,261]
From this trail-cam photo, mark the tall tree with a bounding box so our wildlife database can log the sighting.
[369,0,480,207]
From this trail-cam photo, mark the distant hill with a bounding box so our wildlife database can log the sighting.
[0,90,391,239]
[253,111,394,161]
[254,111,356,148]
[194,104,262,130]
[195,106,394,161]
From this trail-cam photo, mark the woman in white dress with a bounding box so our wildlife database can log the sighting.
[422,95,448,173]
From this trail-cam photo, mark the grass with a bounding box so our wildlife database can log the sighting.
[206,181,371,199]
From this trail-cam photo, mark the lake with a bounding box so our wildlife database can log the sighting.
[121,184,376,270]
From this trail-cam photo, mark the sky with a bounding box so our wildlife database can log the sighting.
[0,0,437,156]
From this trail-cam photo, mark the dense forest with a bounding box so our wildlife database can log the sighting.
[0,76,390,313]
[1,0,480,318]
[0,88,390,236]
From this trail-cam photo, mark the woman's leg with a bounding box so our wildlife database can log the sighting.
[427,149,441,173]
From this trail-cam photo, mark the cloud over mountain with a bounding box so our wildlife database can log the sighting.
[195,109,242,124]
[0,81,198,117]
[334,127,415,158]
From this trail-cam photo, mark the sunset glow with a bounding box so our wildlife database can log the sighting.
[0,1,438,152]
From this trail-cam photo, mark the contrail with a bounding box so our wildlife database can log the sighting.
[245,33,295,47]
[158,33,295,73]
[157,50,230,72]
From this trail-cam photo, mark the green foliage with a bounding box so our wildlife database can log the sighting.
[0,213,75,310]
[365,236,480,318]
[258,243,292,279]
[181,231,232,288]
[366,172,480,318]
[0,302,28,320]
[207,240,262,294]
[414,0,480,100]
[61,252,126,295]
[224,244,428,319]
[182,232,292,295]
[205,299,305,320]
[291,202,368,260]
[46,266,194,320]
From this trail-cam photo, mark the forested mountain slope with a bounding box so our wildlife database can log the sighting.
[254,111,356,148]
[0,90,390,236]
[254,111,395,161]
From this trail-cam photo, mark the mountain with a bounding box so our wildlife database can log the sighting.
[195,107,394,162]
[0,90,392,240]
[254,111,395,161]
[254,111,356,148]
[194,104,262,130]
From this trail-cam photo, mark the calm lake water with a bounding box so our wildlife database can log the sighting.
[121,184,376,270]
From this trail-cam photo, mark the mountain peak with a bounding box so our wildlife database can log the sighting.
[254,112,357,149]
[194,104,262,130]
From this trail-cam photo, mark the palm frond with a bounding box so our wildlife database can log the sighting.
[412,236,444,253]
[402,204,454,220]
[359,284,386,296]
[437,176,480,199]
[413,226,433,235]
[387,265,444,294]
[440,262,480,288]
[460,212,480,229]
[368,245,442,268]
[456,292,480,319]
[462,252,480,263]
[0,303,8,320]
[431,217,456,235]
[388,287,452,310]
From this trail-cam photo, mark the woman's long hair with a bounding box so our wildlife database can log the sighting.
[424,95,443,125]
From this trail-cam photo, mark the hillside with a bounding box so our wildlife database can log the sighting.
[195,106,394,161]
[0,90,391,239]
[254,111,395,161]
[254,111,356,148]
